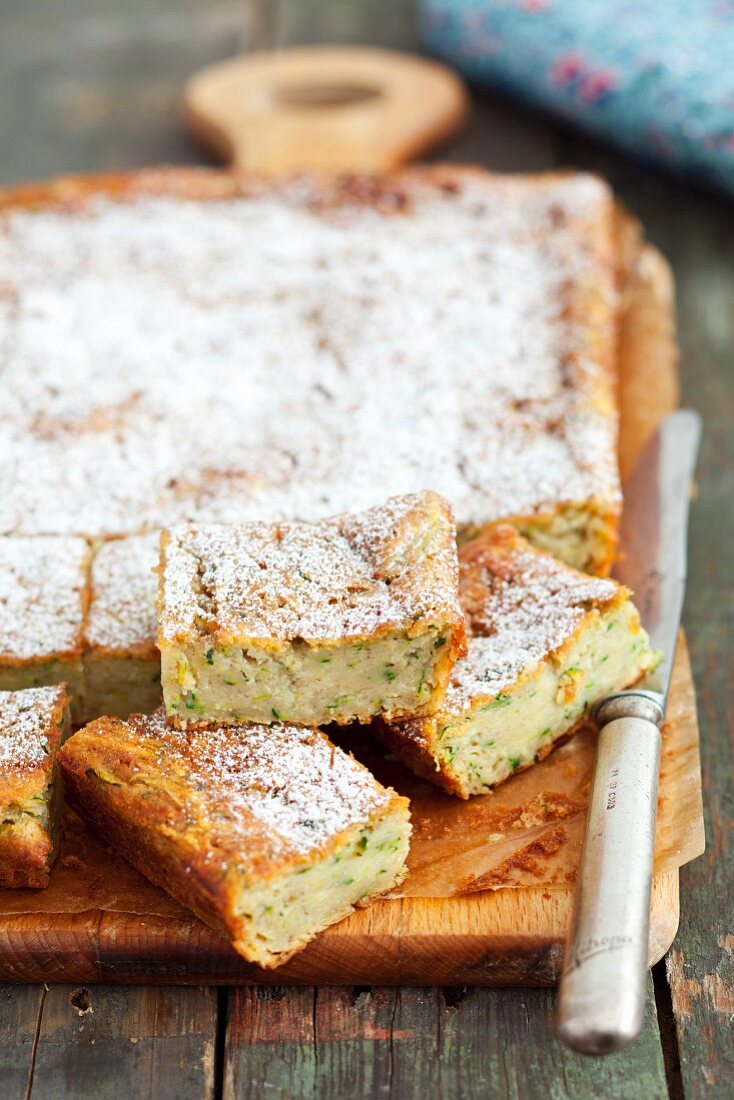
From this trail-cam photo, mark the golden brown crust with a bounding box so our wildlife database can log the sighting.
[59,750,237,941]
[0,163,607,214]
[442,524,626,706]
[83,639,159,662]
[458,524,626,633]
[0,685,68,888]
[59,711,408,954]
[0,821,56,889]
[375,716,460,795]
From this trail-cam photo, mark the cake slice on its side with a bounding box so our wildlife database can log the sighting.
[0,537,89,722]
[0,685,70,888]
[82,534,161,722]
[59,711,411,968]
[157,492,466,730]
[376,525,656,799]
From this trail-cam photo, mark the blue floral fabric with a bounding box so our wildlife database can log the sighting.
[420,0,734,197]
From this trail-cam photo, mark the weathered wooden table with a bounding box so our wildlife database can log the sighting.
[1,2,731,1096]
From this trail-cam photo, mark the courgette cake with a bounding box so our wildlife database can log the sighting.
[82,533,161,722]
[376,525,655,798]
[158,492,466,728]
[0,685,69,888]
[0,537,89,722]
[0,166,620,574]
[59,711,411,968]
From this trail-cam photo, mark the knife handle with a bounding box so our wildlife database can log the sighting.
[556,694,663,1055]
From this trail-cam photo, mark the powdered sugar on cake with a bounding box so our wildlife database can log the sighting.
[85,534,160,651]
[0,171,620,537]
[446,527,620,709]
[0,537,88,659]
[158,492,461,645]
[0,685,64,768]
[127,711,396,858]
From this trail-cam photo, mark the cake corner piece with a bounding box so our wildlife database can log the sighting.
[0,683,70,888]
[157,491,466,730]
[376,524,655,799]
[58,711,411,968]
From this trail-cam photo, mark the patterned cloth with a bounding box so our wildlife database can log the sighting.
[421,0,734,197]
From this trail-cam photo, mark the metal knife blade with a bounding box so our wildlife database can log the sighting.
[612,408,702,711]
[557,409,701,1055]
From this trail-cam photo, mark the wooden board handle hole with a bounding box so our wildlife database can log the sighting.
[270,81,383,109]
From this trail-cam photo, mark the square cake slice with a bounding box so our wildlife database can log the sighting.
[158,492,466,729]
[59,711,411,968]
[376,525,656,798]
[0,537,89,722]
[82,534,161,722]
[0,685,69,888]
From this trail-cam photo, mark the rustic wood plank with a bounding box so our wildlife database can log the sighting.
[0,984,46,1096]
[444,95,560,172]
[23,984,218,1099]
[223,980,668,1099]
[0,0,242,185]
[244,0,420,52]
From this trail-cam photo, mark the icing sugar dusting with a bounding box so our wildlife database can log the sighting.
[85,533,160,651]
[125,710,398,858]
[446,526,619,709]
[0,537,88,659]
[0,685,65,768]
[0,171,620,537]
[159,492,462,645]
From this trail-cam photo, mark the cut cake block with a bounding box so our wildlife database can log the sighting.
[0,684,70,888]
[376,525,656,798]
[158,492,466,729]
[59,711,411,968]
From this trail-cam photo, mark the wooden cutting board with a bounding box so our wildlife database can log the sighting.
[0,86,702,985]
[0,638,698,987]
[0,877,681,987]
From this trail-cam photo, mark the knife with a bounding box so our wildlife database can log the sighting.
[556,408,702,1055]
